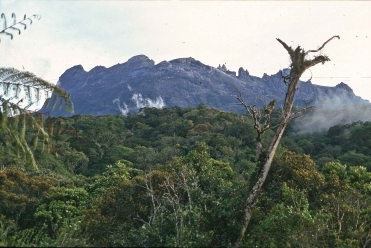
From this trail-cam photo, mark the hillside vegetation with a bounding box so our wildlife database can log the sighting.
[1,105,370,247]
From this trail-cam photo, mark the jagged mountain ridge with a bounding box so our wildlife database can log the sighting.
[42,55,369,116]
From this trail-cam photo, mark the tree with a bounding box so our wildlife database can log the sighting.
[34,187,88,239]
[0,169,54,233]
[0,13,73,170]
[63,150,89,175]
[235,35,340,246]
[321,162,371,247]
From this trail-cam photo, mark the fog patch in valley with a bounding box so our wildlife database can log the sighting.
[293,95,371,133]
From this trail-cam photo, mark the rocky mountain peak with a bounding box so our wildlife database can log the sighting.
[217,64,236,77]
[169,57,197,64]
[58,65,86,89]
[217,64,228,72]
[237,67,251,81]
[127,55,153,63]
[65,64,85,73]
[335,82,353,93]
[42,54,370,117]
[88,65,106,73]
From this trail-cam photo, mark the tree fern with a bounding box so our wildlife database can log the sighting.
[0,40,73,170]
[1,13,74,171]
[1,13,41,42]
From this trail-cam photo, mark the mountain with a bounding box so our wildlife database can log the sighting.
[41,55,369,116]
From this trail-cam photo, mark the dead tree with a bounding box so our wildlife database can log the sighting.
[235,35,340,246]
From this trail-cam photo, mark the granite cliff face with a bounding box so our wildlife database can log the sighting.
[42,55,369,116]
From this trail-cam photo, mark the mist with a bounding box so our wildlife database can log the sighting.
[113,97,129,116]
[131,93,165,110]
[293,100,371,133]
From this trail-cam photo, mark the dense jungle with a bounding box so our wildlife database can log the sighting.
[1,105,370,247]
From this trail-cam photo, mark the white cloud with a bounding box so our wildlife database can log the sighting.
[113,97,129,116]
[131,93,165,109]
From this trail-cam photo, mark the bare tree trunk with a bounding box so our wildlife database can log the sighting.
[234,36,340,247]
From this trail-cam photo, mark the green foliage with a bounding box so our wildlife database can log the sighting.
[34,187,88,238]
[0,169,54,228]
[1,14,73,171]
[1,106,371,246]
[107,145,134,164]
[81,142,244,246]
[62,150,89,174]
[320,161,371,247]
[339,150,371,169]
[322,161,347,181]
[0,70,73,170]
[262,151,324,208]
[246,184,331,248]
[85,160,141,199]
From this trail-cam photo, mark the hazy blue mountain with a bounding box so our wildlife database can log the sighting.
[41,55,369,116]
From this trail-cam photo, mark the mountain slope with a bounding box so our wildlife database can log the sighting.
[41,55,369,116]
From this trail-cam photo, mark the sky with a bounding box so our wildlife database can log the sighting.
[0,0,371,102]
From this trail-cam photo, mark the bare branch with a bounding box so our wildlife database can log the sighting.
[276,38,294,57]
[133,213,151,227]
[236,86,278,159]
[280,70,290,85]
[289,105,315,120]
[305,55,331,68]
[305,35,340,55]
[236,86,254,117]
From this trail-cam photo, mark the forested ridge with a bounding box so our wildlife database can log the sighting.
[1,105,371,247]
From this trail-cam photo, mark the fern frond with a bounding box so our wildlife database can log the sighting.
[0,13,41,42]
[32,132,39,151]
[1,13,7,30]
[20,113,26,140]
[0,67,73,112]
[4,126,37,170]
[0,13,65,171]
[0,67,72,171]
[47,116,53,136]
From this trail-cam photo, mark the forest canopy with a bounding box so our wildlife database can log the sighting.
[1,105,371,247]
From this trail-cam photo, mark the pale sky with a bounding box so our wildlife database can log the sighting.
[1,1,371,102]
